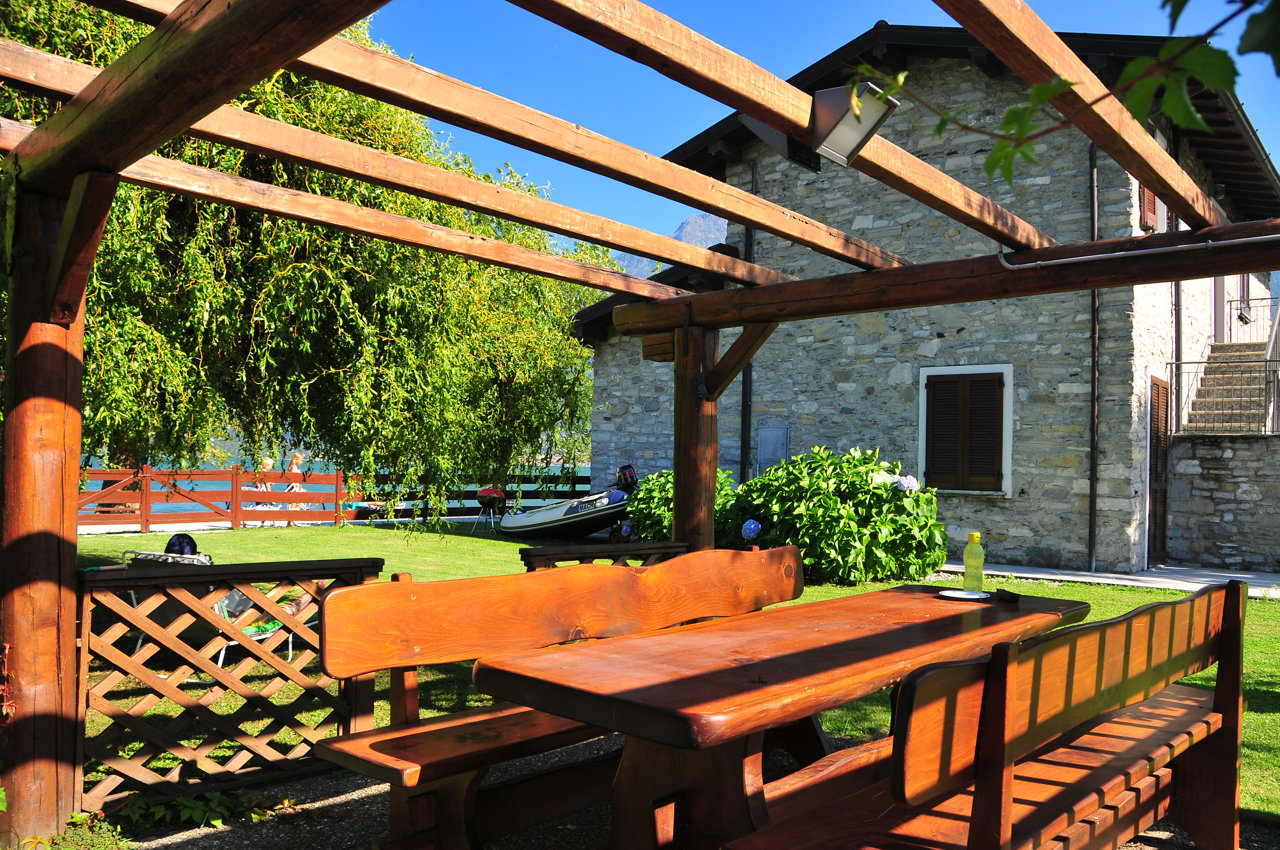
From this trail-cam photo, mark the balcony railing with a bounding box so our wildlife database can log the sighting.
[1169,357,1280,435]
[1226,294,1279,345]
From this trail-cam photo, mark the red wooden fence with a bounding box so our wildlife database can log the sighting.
[78,466,353,532]
[78,467,594,531]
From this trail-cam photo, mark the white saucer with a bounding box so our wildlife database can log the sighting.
[938,589,991,600]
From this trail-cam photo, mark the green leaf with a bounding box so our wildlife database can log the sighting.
[1121,64,1163,123]
[1161,0,1193,31]
[1027,77,1073,109]
[985,139,1017,185]
[1159,70,1212,132]
[1239,3,1280,75]
[1117,55,1160,90]
[1172,43,1236,91]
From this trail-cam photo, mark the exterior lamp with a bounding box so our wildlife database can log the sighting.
[739,81,899,172]
[811,81,899,166]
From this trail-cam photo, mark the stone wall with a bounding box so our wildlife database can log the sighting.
[589,52,1228,573]
[1167,436,1280,572]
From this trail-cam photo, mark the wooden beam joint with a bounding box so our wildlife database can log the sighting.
[704,322,777,401]
[46,171,119,326]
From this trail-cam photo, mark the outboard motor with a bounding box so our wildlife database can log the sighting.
[616,464,638,493]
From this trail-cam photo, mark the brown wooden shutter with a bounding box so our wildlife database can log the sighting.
[925,375,962,489]
[925,372,1004,491]
[965,375,1003,491]
[1139,185,1159,231]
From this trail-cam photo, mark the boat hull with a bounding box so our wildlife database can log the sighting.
[499,489,627,538]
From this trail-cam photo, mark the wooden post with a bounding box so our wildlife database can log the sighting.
[672,326,718,550]
[139,464,152,533]
[231,464,242,529]
[1,190,85,841]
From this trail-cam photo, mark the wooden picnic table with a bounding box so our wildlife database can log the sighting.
[473,584,1090,849]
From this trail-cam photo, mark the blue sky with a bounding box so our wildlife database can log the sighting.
[367,0,1279,240]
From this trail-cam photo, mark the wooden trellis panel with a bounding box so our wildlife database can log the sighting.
[76,558,382,811]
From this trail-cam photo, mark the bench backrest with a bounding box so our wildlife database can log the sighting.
[892,581,1245,809]
[320,545,803,679]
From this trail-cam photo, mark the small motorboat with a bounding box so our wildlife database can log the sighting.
[499,465,636,539]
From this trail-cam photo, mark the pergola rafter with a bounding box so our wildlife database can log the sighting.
[1,0,1278,842]
[0,39,791,289]
[0,117,690,301]
[506,0,1057,251]
[94,0,907,272]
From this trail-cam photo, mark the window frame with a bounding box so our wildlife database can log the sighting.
[917,364,1013,497]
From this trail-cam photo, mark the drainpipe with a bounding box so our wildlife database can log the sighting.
[1171,129,1184,434]
[739,161,758,484]
[1088,143,1100,572]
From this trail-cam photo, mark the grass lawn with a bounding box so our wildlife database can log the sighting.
[78,524,1280,824]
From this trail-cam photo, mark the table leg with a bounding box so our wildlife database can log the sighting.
[763,715,833,766]
[609,732,769,850]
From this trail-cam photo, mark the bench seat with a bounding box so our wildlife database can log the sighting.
[733,685,1218,850]
[314,701,605,787]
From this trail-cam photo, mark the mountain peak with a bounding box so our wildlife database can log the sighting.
[613,213,727,279]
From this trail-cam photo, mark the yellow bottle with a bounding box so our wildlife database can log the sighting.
[963,532,984,593]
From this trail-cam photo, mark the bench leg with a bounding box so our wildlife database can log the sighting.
[376,771,482,850]
[1168,734,1240,850]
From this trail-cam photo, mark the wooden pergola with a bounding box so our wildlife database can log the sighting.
[2,0,1277,839]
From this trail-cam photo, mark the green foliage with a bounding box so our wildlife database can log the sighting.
[1239,1,1280,73]
[722,447,947,584]
[15,812,135,850]
[624,468,738,542]
[982,77,1073,182]
[1119,37,1238,133]
[0,2,603,507]
[114,789,264,831]
[625,448,947,585]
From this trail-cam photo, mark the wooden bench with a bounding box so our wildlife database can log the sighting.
[729,581,1246,850]
[518,540,689,571]
[316,545,802,849]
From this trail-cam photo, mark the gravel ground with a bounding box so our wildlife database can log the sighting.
[129,744,1280,850]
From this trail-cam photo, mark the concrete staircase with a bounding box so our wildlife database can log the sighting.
[1183,341,1271,434]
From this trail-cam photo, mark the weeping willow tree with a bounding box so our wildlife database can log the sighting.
[2,2,606,507]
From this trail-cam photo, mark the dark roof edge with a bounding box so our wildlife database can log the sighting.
[1214,87,1280,210]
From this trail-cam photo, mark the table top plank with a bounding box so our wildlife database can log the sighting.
[473,585,1088,749]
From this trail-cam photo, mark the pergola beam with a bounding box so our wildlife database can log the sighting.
[932,0,1228,227]
[93,0,905,271]
[7,0,391,195]
[0,118,689,301]
[0,38,791,289]
[506,0,1056,251]
[613,218,1280,334]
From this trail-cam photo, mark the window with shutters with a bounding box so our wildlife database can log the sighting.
[918,365,1013,496]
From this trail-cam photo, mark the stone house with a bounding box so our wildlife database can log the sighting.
[578,24,1280,573]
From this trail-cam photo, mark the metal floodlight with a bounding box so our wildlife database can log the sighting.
[737,81,899,172]
[811,81,900,167]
